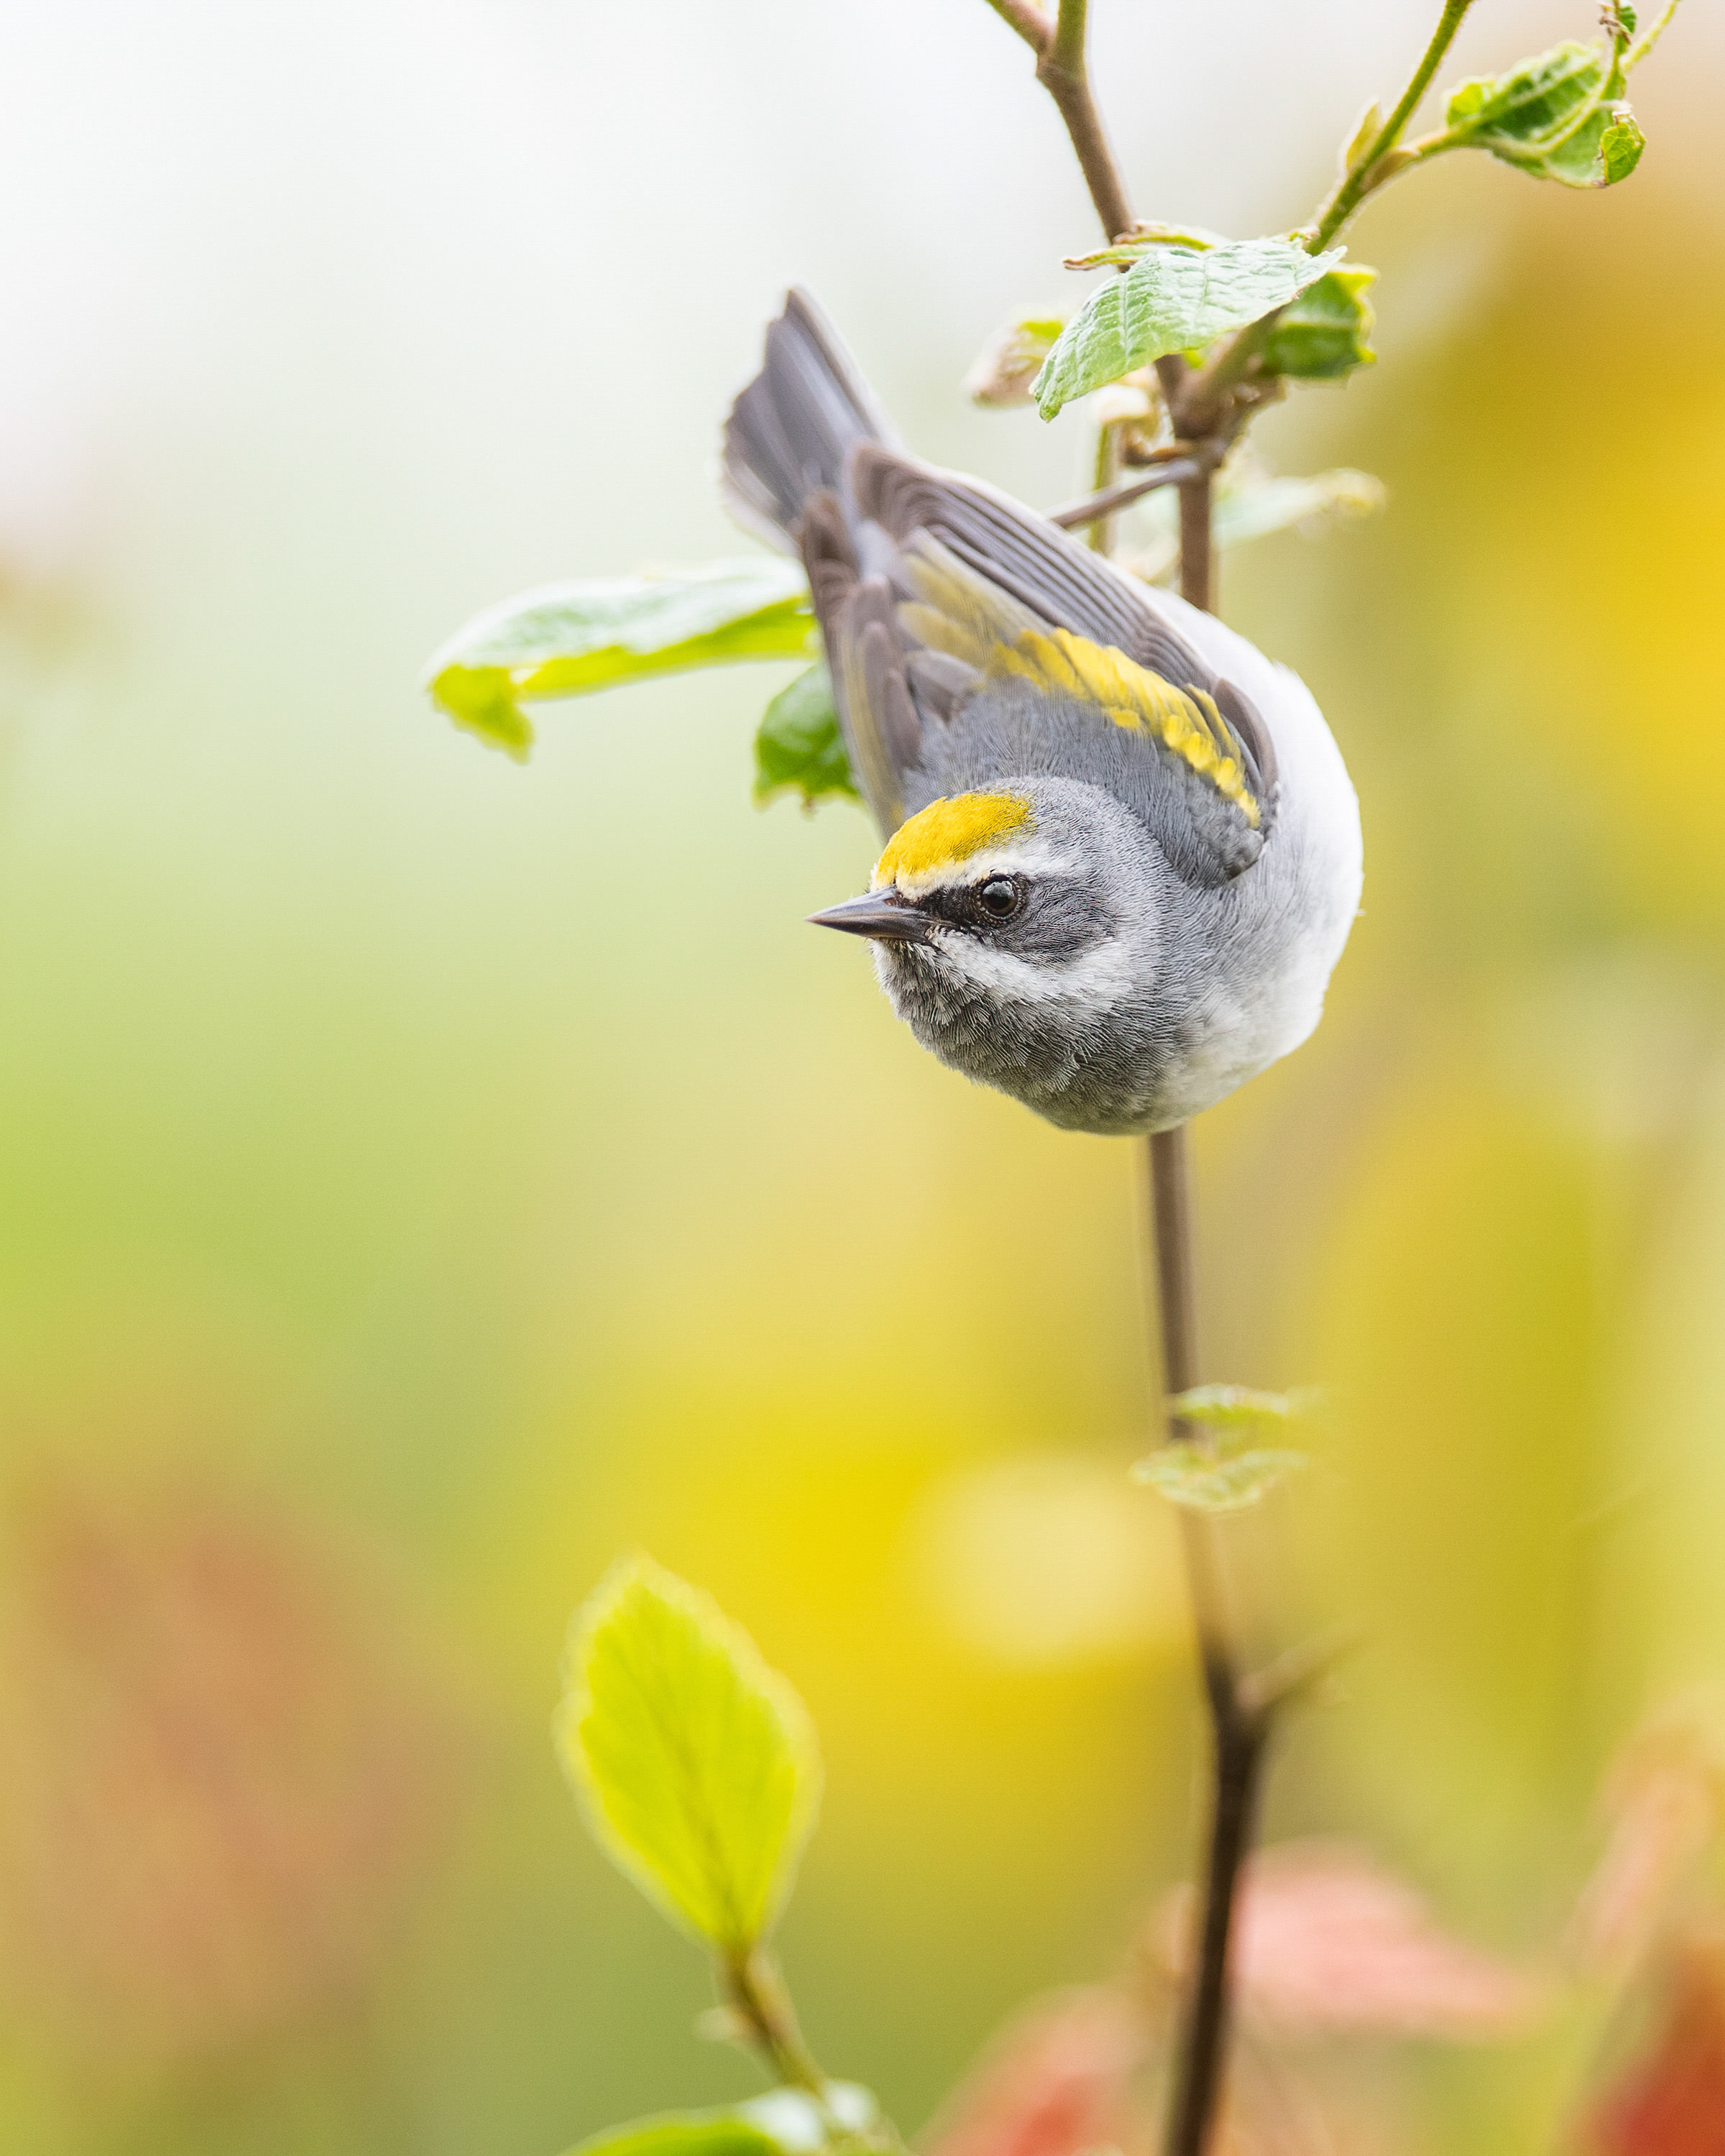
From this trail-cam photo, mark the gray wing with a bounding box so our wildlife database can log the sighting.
[720,294,1276,869]
[828,447,1277,880]
[721,292,918,833]
[849,446,1277,808]
[722,290,900,554]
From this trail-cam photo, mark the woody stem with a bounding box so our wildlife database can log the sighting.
[1151,474,1269,2156]
[981,0,1191,407]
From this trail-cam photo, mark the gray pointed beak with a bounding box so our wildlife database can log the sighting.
[806,888,934,946]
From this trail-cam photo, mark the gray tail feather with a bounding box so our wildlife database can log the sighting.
[721,290,899,553]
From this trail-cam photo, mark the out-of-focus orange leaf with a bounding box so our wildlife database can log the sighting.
[0,1471,467,2074]
[1590,1935,1725,2155]
[1155,1842,1545,2040]
[920,1986,1147,2156]
[1572,1700,1725,1979]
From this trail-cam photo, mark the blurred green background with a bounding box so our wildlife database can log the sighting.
[0,1,1720,2150]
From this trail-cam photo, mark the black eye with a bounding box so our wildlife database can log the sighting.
[976,875,1022,920]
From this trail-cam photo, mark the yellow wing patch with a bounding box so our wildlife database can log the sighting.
[874,793,1034,889]
[986,628,1260,828]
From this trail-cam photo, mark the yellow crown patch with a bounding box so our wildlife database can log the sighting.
[874,792,1034,888]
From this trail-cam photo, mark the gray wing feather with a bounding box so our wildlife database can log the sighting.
[722,290,900,553]
[850,445,1278,806]
[720,292,1277,858]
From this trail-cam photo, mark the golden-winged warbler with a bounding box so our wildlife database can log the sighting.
[724,292,1362,1138]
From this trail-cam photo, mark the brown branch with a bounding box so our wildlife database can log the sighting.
[721,1947,827,2096]
[980,0,1054,50]
[1045,452,1208,529]
[1034,0,1136,247]
[980,9,1284,2147]
[1149,471,1261,2156]
[1164,1697,1268,2156]
[1176,473,1215,617]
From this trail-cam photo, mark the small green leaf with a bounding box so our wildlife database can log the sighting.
[1169,1384,1302,1429]
[567,2116,785,2156]
[1123,466,1383,584]
[425,561,814,759]
[1213,470,1386,548]
[1440,37,1651,189]
[1338,99,1385,175]
[556,1556,821,1953]
[963,316,1068,407]
[1062,221,1232,269]
[1031,240,1346,420]
[754,663,860,811]
[1259,268,1378,382]
[1131,1443,1310,1514]
[1598,105,1647,184]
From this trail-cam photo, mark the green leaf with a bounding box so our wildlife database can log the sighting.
[1031,240,1346,420]
[1062,220,1233,269]
[1213,470,1386,548]
[964,315,1068,407]
[1598,105,1647,185]
[1258,268,1378,382]
[1121,465,1384,584]
[754,664,860,811]
[567,2116,784,2156]
[1131,1442,1310,1514]
[425,561,814,759]
[1440,38,1650,189]
[1338,99,1385,176]
[556,1555,822,1953]
[570,2086,880,2156]
[1168,1384,1304,1429]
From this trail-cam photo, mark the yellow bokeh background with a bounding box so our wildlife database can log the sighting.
[0,1,1720,2149]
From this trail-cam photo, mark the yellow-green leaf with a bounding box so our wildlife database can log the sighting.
[566,2117,783,2156]
[565,2086,879,2156]
[963,316,1067,408]
[1259,268,1378,382]
[1131,1443,1310,1514]
[753,663,859,811]
[1031,239,1346,420]
[424,561,814,759]
[1438,18,1666,190]
[556,1556,822,1953]
[1168,1384,1305,1429]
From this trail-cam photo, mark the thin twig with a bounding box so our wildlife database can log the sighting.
[1035,0,1136,247]
[1173,0,1476,437]
[1305,0,1476,251]
[979,0,1054,52]
[982,0,1195,408]
[1176,474,1215,619]
[1165,1701,1266,2153]
[1045,454,1206,529]
[1146,468,1269,2156]
[1235,1623,1361,1720]
[722,1947,827,2095]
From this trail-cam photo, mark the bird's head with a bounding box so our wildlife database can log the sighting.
[809,780,1177,1130]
